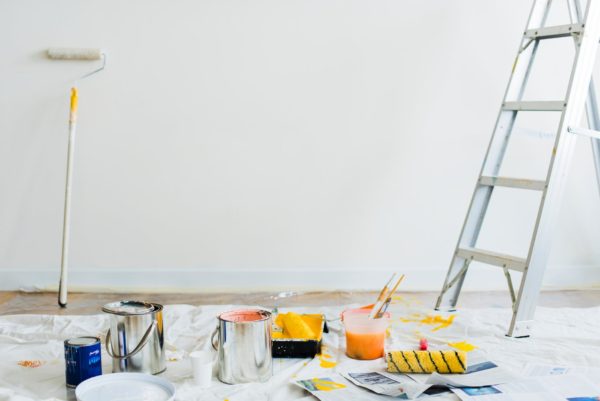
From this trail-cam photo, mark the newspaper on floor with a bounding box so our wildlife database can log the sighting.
[295,353,518,400]
[340,371,431,399]
[407,353,518,388]
[451,374,600,401]
[294,374,394,401]
[523,362,600,380]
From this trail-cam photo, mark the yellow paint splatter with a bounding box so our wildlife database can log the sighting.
[317,346,337,368]
[448,341,477,352]
[311,378,346,391]
[400,314,456,331]
[318,354,337,368]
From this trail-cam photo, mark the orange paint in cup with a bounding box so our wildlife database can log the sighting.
[342,308,390,360]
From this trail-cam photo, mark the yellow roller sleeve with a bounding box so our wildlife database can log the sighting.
[69,87,78,123]
[386,350,467,374]
[281,312,316,339]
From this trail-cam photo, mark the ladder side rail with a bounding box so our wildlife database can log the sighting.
[436,0,552,310]
[585,81,600,195]
[569,0,600,197]
[508,0,600,337]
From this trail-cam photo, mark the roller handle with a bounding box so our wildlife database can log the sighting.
[58,87,79,308]
[69,87,78,123]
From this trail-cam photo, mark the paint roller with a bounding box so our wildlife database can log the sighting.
[386,350,467,374]
[47,47,106,307]
[47,47,103,60]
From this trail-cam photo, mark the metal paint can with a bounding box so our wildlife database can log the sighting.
[102,300,166,375]
[211,309,272,384]
[64,336,102,387]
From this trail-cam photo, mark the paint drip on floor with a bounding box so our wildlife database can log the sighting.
[17,360,43,368]
[318,350,337,368]
[448,341,477,352]
[399,314,456,331]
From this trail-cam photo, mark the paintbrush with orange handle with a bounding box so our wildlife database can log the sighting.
[374,274,405,318]
[368,273,396,319]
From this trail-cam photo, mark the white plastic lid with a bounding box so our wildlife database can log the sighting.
[76,372,175,401]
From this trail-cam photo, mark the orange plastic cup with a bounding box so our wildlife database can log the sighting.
[342,308,390,360]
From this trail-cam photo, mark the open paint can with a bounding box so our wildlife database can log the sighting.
[212,309,272,384]
[102,300,166,375]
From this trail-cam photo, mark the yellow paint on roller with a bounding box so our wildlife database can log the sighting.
[387,350,467,374]
[448,341,477,352]
[273,313,323,340]
[281,312,316,339]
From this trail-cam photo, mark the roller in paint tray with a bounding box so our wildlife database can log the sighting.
[272,312,326,358]
[386,350,467,374]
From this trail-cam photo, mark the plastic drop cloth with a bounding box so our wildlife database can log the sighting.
[1,302,600,401]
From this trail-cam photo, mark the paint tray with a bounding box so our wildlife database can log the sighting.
[272,313,327,358]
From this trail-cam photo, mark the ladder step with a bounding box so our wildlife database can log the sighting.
[524,23,584,40]
[568,126,600,140]
[503,101,565,111]
[456,247,527,272]
[479,176,546,191]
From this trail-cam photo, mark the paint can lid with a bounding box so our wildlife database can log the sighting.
[65,336,100,347]
[102,300,160,316]
[76,372,175,401]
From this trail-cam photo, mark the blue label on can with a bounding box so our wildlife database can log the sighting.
[64,337,102,387]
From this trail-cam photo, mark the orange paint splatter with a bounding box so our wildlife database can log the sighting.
[18,360,43,368]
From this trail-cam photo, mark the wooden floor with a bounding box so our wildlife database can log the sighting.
[0,290,599,315]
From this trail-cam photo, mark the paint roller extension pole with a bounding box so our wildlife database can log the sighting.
[58,87,78,307]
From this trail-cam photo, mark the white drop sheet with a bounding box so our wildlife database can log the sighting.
[0,302,599,401]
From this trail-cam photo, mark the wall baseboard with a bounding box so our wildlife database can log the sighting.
[2,266,600,293]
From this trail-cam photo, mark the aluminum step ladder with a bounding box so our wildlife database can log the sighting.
[435,0,600,338]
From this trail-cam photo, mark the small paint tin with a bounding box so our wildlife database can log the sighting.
[64,336,102,387]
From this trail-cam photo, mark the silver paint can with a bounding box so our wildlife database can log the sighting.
[102,300,166,375]
[211,309,272,384]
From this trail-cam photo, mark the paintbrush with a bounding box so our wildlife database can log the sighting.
[374,274,405,318]
[376,298,392,317]
[368,273,396,319]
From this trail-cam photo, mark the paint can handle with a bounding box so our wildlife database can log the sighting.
[211,326,219,351]
[105,321,156,360]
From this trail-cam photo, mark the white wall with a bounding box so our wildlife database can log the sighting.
[1,0,600,292]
